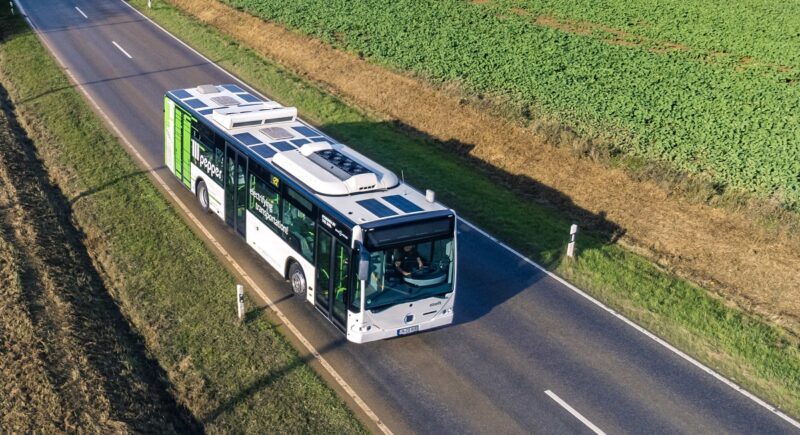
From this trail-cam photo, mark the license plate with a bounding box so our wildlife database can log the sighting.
[397,325,419,336]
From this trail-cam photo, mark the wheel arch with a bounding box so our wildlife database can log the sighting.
[194,176,206,194]
[285,256,300,280]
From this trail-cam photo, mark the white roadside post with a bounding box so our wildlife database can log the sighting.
[236,284,245,322]
[10,1,14,15]
[567,224,578,258]
[147,0,152,8]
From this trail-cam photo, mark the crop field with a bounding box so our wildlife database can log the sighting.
[223,0,800,209]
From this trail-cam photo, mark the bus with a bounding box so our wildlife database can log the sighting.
[164,84,457,343]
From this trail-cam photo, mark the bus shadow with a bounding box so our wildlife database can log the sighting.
[202,338,347,424]
[69,169,152,205]
[318,119,626,325]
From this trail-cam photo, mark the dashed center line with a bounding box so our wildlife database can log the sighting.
[74,6,88,19]
[545,390,606,435]
[111,40,133,59]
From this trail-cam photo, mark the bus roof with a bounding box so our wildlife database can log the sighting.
[167,84,450,227]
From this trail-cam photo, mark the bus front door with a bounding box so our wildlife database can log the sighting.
[315,229,348,331]
[224,144,247,237]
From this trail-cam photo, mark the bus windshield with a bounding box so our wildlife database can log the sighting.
[364,236,454,311]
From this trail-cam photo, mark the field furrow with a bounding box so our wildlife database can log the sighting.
[0,88,199,433]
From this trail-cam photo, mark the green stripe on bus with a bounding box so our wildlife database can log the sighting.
[174,108,182,180]
[182,111,192,188]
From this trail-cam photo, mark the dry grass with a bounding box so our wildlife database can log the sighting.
[0,89,198,433]
[169,0,800,333]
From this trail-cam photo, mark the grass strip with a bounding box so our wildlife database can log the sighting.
[0,4,365,433]
[129,0,800,416]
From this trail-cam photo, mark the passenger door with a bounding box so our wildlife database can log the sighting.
[315,229,348,331]
[225,144,247,237]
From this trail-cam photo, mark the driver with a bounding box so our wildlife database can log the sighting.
[394,245,425,277]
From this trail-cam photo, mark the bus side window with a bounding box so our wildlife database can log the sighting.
[282,187,316,262]
[350,250,360,313]
[248,166,282,234]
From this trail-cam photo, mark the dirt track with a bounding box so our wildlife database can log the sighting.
[0,87,199,433]
[170,0,800,332]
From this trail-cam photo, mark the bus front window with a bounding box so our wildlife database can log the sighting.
[364,237,454,311]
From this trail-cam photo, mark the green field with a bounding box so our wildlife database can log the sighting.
[223,0,800,209]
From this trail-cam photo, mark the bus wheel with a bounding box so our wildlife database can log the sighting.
[289,262,306,297]
[196,180,210,213]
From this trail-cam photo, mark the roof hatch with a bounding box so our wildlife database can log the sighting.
[272,142,399,195]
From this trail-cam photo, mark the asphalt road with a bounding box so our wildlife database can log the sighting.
[16,1,799,433]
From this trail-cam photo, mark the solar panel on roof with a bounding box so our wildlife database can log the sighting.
[357,199,396,218]
[383,195,423,213]
[292,126,321,137]
[184,98,207,109]
[308,149,370,180]
[238,93,261,103]
[172,89,192,99]
[271,141,296,152]
[198,108,214,115]
[221,84,244,93]
[251,144,277,159]
[210,96,241,107]
[233,132,261,146]
[260,127,294,140]
[291,139,310,147]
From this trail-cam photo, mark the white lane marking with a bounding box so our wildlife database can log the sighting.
[14,5,393,433]
[461,219,800,430]
[74,6,88,19]
[111,40,133,59]
[545,390,607,435]
[18,0,800,431]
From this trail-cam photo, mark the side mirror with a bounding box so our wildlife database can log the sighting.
[358,248,370,281]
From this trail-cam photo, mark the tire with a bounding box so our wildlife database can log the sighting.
[289,262,306,297]
[196,180,210,213]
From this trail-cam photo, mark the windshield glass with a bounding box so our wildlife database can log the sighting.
[364,236,454,311]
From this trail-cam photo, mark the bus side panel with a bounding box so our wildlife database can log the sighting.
[245,210,315,300]
[164,97,175,173]
[191,164,224,218]
[170,105,194,189]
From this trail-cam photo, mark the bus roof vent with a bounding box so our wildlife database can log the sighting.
[260,126,294,140]
[308,148,371,180]
[196,84,220,94]
[212,103,297,129]
[210,96,240,107]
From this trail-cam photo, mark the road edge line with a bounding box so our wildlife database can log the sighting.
[461,218,800,430]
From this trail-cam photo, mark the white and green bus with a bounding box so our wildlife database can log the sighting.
[164,84,457,343]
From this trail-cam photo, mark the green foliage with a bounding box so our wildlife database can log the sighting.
[225,0,800,208]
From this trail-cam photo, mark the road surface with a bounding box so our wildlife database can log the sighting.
[14,1,799,433]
